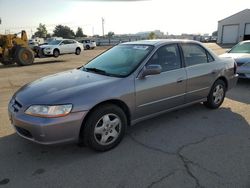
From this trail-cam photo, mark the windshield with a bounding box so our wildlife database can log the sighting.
[83,44,154,77]
[229,42,250,53]
[48,40,62,45]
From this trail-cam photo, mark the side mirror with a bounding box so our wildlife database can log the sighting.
[140,64,162,78]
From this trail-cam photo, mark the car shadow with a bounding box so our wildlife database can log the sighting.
[0,104,249,187]
[227,79,250,104]
[0,60,66,69]
[127,104,250,152]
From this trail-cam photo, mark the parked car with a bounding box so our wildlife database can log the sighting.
[39,39,83,57]
[79,39,96,50]
[8,40,238,151]
[210,36,217,42]
[28,41,39,50]
[201,36,211,43]
[220,40,250,79]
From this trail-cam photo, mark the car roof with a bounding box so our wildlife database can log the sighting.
[122,39,202,46]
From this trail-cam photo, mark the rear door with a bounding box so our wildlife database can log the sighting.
[180,43,217,102]
[135,44,187,119]
[59,40,70,54]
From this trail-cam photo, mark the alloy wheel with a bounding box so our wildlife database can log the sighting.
[94,113,121,146]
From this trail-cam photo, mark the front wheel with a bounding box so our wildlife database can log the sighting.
[53,49,60,58]
[75,48,81,55]
[15,47,34,66]
[204,80,226,109]
[81,104,127,151]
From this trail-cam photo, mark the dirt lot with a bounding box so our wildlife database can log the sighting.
[0,43,250,188]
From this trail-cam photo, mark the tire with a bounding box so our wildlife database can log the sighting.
[15,47,34,66]
[33,46,43,58]
[204,79,226,109]
[53,49,60,58]
[81,104,127,151]
[75,48,81,55]
[86,45,90,50]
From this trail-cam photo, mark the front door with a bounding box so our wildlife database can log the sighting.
[59,40,69,54]
[135,44,187,119]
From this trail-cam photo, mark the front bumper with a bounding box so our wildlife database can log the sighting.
[43,48,53,56]
[8,104,88,145]
[237,66,250,79]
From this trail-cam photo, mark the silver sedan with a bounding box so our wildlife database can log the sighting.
[220,40,250,79]
[8,39,238,151]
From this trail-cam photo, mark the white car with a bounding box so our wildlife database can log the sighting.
[40,39,83,57]
[79,39,96,50]
[220,40,250,79]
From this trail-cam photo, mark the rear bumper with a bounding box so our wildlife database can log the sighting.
[227,74,239,90]
[9,109,88,145]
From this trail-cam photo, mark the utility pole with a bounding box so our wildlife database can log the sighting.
[0,17,2,25]
[102,17,105,37]
[92,26,94,36]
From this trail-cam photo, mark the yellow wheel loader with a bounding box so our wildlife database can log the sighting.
[0,30,34,66]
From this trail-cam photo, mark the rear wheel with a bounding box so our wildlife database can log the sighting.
[86,45,90,50]
[204,79,226,109]
[81,104,127,151]
[15,47,34,66]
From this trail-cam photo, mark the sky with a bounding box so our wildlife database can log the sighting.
[0,0,249,38]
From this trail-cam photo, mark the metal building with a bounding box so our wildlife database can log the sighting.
[217,9,250,44]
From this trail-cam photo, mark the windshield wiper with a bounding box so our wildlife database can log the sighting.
[82,67,122,77]
[84,67,107,75]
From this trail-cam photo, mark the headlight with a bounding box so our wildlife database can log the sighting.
[25,104,72,118]
[243,62,250,67]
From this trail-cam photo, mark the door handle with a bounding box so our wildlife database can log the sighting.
[211,70,217,74]
[177,78,184,83]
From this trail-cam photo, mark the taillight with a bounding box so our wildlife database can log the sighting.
[233,60,237,74]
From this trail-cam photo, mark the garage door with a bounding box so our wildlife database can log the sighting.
[245,23,250,35]
[222,25,239,44]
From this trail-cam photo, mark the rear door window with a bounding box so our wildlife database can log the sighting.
[181,43,214,66]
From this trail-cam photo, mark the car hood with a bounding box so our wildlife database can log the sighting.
[40,44,57,48]
[14,69,120,107]
[220,53,250,63]
[220,53,250,59]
